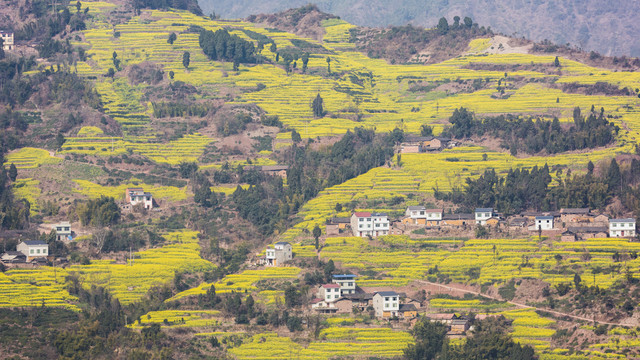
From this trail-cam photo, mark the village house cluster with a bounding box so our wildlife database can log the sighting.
[0,221,77,268]
[310,274,420,320]
[326,207,637,240]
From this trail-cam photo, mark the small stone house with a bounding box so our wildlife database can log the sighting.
[567,226,608,240]
[441,213,474,228]
[1,251,26,264]
[559,208,591,224]
[343,293,373,312]
[259,165,289,178]
[449,319,470,334]
[399,304,418,319]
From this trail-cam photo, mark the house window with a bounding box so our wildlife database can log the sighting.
[385,297,389,301]
[335,295,339,299]
[30,249,34,254]
[384,303,388,308]
[37,249,40,254]
[348,282,353,286]
[393,303,397,308]
[392,297,397,301]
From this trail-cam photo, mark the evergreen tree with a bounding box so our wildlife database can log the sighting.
[607,158,621,193]
[167,32,176,44]
[326,56,331,74]
[182,51,190,69]
[437,17,449,34]
[420,124,433,137]
[554,56,561,67]
[312,93,324,118]
[313,224,321,249]
[8,163,17,182]
[301,52,309,73]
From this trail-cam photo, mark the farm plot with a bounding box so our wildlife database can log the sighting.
[61,132,212,164]
[72,8,640,143]
[73,179,187,201]
[12,178,42,213]
[69,230,215,304]
[128,309,221,329]
[317,235,640,289]
[229,327,413,360]
[0,269,79,311]
[167,267,301,302]
[4,148,61,169]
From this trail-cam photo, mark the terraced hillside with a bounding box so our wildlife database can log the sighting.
[2,1,640,359]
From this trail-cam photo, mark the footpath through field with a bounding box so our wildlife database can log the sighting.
[415,280,624,327]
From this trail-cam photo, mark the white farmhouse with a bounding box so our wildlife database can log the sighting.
[373,291,400,318]
[1,31,14,51]
[332,274,357,295]
[351,212,389,237]
[17,240,48,261]
[126,188,154,210]
[317,284,341,302]
[475,208,494,225]
[609,218,636,238]
[265,241,293,266]
[53,221,72,241]
[533,216,554,231]
[405,206,426,224]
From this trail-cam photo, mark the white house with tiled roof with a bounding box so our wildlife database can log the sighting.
[317,284,341,302]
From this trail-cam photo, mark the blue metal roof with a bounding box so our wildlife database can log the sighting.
[375,291,398,297]
[332,274,357,279]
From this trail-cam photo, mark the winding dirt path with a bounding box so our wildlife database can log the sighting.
[415,280,625,327]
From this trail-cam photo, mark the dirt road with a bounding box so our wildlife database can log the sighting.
[416,279,626,327]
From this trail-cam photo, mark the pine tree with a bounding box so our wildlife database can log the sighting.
[167,32,177,45]
[8,163,17,182]
[607,158,621,193]
[182,51,190,69]
[312,93,324,118]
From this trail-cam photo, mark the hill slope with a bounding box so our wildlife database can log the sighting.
[200,0,640,58]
